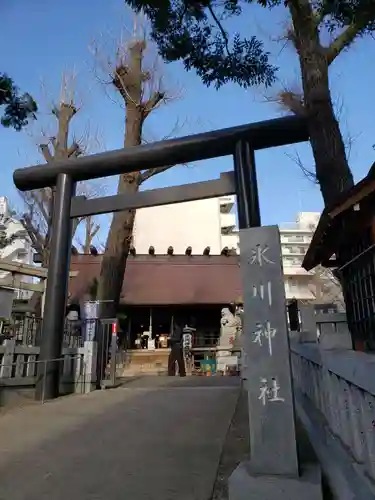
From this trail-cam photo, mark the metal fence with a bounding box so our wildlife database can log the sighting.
[35,355,86,403]
[192,331,219,348]
[0,316,93,348]
[63,319,85,348]
[0,314,42,346]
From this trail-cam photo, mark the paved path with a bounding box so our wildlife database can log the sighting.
[0,377,240,500]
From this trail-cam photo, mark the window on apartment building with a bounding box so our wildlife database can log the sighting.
[284,256,302,266]
[286,279,296,291]
[287,278,306,294]
[289,235,304,242]
[284,257,294,266]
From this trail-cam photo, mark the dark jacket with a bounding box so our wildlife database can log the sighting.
[170,318,185,345]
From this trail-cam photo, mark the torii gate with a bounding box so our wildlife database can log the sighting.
[0,258,78,316]
[13,116,319,498]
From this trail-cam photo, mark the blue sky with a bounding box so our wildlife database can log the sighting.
[1,0,374,235]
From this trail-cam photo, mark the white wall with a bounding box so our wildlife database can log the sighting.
[133,204,328,303]
[133,198,222,255]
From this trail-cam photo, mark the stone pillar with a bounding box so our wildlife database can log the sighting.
[0,339,15,379]
[299,304,319,343]
[83,340,97,393]
[229,226,322,500]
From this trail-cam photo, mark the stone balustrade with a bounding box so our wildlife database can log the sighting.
[291,340,375,499]
[0,339,97,397]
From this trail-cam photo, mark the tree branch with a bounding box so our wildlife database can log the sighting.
[20,213,45,253]
[92,224,100,239]
[67,142,81,158]
[207,3,230,55]
[279,89,306,116]
[29,191,49,225]
[139,164,175,184]
[39,144,53,162]
[71,217,81,238]
[327,16,374,65]
[54,103,77,156]
[142,91,165,118]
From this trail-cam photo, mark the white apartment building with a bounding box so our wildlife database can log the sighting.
[133,195,238,255]
[280,212,320,301]
[0,196,34,299]
[133,197,323,302]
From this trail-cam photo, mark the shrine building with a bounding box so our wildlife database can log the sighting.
[68,248,242,350]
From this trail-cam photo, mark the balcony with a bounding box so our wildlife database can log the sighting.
[221,234,239,252]
[282,247,306,256]
[284,277,315,300]
[283,264,312,276]
[16,247,28,258]
[220,212,236,232]
[280,234,312,243]
[284,286,315,300]
[219,195,235,214]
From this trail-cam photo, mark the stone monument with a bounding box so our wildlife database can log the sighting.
[229,226,322,500]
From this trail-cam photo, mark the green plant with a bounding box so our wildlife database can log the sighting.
[0,73,37,130]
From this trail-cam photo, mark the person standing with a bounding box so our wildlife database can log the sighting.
[168,314,186,377]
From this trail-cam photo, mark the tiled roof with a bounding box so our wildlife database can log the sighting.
[69,254,242,305]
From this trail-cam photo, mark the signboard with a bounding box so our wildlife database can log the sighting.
[83,300,99,341]
[183,333,192,351]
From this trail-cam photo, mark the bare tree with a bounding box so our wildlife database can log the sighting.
[75,216,101,253]
[17,74,105,313]
[308,265,345,310]
[90,21,180,317]
[18,74,105,265]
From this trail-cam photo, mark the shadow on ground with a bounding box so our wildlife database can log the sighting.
[210,388,334,500]
[0,376,239,500]
[118,375,241,389]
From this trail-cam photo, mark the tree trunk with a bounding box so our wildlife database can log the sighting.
[97,41,145,318]
[97,114,143,317]
[289,0,354,207]
[97,176,139,318]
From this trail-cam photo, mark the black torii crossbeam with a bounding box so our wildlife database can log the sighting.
[13,115,309,402]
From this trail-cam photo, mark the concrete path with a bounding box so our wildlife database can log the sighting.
[0,377,240,500]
